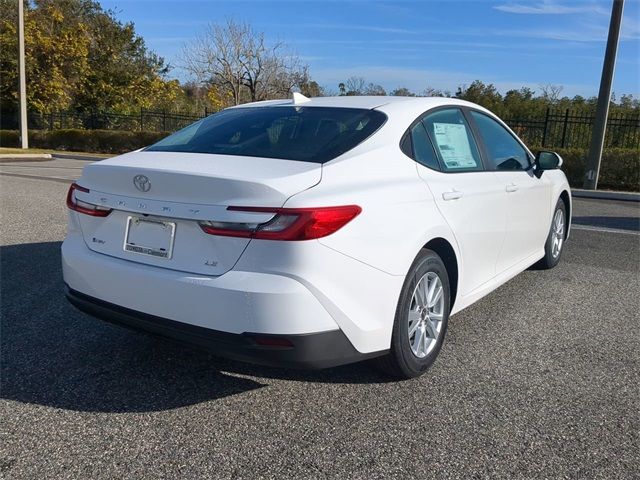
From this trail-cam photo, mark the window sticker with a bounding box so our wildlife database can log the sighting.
[432,123,477,169]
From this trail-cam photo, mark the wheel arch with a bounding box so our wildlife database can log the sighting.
[559,189,571,239]
[423,237,459,312]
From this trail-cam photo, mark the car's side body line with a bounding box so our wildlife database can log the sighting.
[451,249,545,316]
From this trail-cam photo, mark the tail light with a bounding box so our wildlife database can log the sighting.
[66,183,112,217]
[199,205,361,241]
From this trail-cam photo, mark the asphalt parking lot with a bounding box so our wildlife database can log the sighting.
[1,160,639,479]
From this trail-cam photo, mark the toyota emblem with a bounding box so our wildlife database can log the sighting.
[133,174,151,192]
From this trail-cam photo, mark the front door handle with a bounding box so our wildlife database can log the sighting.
[506,183,519,193]
[442,190,464,201]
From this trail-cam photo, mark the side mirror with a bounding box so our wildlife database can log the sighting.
[534,151,562,177]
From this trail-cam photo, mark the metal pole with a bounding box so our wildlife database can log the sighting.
[17,0,28,149]
[541,107,550,148]
[583,0,624,190]
[561,108,570,148]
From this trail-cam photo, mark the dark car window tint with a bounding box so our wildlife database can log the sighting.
[146,106,387,163]
[400,132,413,158]
[410,121,440,170]
[470,111,530,170]
[422,108,483,172]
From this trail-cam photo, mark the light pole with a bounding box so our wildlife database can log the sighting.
[18,0,28,149]
[583,0,625,190]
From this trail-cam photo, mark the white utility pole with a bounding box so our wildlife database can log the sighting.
[18,0,28,149]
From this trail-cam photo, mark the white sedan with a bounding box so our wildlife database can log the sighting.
[62,95,571,379]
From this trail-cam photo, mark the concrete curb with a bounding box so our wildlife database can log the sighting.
[572,189,639,202]
[52,153,110,161]
[0,153,52,162]
[571,188,640,202]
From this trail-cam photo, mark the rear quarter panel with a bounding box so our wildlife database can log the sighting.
[286,143,460,278]
[239,143,462,353]
[269,126,464,352]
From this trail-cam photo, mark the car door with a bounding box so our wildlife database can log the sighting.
[407,107,507,297]
[467,110,551,274]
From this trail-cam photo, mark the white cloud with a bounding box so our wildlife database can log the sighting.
[493,20,639,42]
[311,65,595,97]
[622,14,640,39]
[296,23,420,35]
[494,1,608,15]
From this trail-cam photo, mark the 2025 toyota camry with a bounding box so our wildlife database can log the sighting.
[62,94,571,379]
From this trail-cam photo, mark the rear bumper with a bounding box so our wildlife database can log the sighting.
[62,216,400,357]
[65,287,383,369]
[61,233,340,336]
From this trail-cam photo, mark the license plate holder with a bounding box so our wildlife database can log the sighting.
[123,216,176,259]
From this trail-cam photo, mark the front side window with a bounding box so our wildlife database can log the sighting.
[146,106,387,163]
[470,111,530,171]
[421,108,483,172]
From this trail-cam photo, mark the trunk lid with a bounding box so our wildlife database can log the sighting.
[74,151,321,275]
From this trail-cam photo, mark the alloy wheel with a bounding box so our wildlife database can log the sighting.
[408,272,445,358]
[551,209,565,259]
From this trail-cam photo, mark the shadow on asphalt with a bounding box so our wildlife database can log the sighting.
[0,242,389,413]
[573,215,640,232]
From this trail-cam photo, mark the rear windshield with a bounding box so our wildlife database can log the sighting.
[145,106,387,163]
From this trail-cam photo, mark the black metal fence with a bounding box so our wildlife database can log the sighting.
[1,108,210,133]
[505,108,639,149]
[1,107,639,149]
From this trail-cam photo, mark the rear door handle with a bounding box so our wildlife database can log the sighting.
[506,183,519,193]
[442,190,464,201]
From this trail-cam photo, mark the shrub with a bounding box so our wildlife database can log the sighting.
[530,146,639,192]
[1,129,638,191]
[0,129,168,154]
[0,130,19,146]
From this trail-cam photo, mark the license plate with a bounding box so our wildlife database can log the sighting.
[123,216,176,259]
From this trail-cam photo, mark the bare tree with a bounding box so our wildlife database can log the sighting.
[345,76,366,96]
[539,83,564,104]
[298,78,324,97]
[364,83,386,96]
[390,87,415,97]
[182,20,309,106]
[423,86,449,97]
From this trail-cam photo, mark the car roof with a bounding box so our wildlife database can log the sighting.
[228,95,482,111]
[227,96,496,128]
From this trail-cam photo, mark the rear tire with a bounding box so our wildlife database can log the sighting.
[536,199,567,270]
[375,249,450,379]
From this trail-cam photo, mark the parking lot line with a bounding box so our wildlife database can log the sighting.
[572,224,640,235]
[0,172,74,183]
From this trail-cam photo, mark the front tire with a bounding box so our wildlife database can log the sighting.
[375,249,450,379]
[536,199,567,270]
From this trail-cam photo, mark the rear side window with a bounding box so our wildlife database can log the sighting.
[469,110,530,171]
[146,106,387,163]
[410,122,440,170]
[422,108,483,172]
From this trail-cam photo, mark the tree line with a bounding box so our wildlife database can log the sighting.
[1,0,181,114]
[1,0,638,123]
[337,77,639,118]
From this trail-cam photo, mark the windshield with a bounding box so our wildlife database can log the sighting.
[145,106,387,163]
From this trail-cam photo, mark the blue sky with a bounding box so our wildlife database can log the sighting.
[100,0,640,97]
